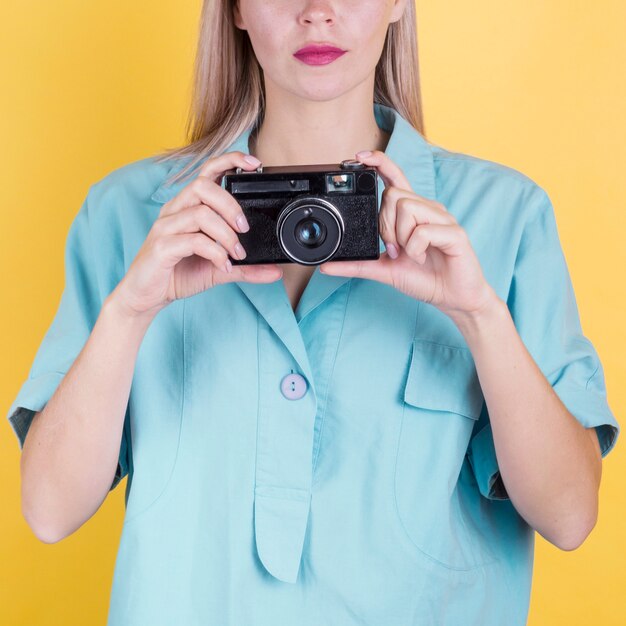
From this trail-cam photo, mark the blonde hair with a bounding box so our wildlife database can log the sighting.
[154,0,425,187]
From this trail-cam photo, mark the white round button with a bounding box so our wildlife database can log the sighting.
[280,373,308,400]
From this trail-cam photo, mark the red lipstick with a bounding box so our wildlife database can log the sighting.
[293,44,347,66]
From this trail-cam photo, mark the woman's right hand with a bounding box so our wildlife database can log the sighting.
[111,151,284,318]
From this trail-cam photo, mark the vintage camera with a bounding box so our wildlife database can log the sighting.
[222,159,380,265]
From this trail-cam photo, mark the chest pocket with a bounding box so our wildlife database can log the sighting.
[403,338,484,419]
[393,338,499,571]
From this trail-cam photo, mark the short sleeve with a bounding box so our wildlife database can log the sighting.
[467,187,620,500]
[6,192,130,491]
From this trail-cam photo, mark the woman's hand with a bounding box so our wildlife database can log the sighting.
[319,150,497,320]
[112,151,283,319]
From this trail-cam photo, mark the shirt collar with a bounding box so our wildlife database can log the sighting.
[150,102,437,205]
[148,103,435,410]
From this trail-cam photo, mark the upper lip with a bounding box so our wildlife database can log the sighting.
[294,43,347,55]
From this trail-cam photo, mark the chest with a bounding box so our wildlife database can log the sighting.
[281,264,317,312]
[120,276,498,587]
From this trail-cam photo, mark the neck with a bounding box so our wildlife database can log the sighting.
[249,80,390,166]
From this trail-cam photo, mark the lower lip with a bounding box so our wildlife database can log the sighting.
[293,50,346,66]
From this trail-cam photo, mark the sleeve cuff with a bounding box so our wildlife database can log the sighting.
[553,385,620,459]
[467,385,619,502]
[467,422,509,500]
[7,371,65,449]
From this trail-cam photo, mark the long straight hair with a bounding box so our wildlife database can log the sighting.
[154,0,425,187]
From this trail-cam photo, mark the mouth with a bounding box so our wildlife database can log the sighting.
[293,44,347,66]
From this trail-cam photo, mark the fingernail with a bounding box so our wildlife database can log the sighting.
[356,150,372,158]
[244,154,261,166]
[224,259,233,273]
[234,242,247,259]
[236,213,250,232]
[386,242,399,259]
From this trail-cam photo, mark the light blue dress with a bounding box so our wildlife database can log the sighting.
[7,103,620,625]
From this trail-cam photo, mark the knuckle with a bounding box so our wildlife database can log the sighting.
[192,175,211,192]
[405,236,420,256]
[379,213,394,234]
[193,203,211,220]
[157,201,173,219]
[396,196,409,211]
[194,231,210,246]
[151,218,165,235]
[211,238,227,262]
[194,232,213,252]
[416,224,429,239]
[152,235,167,255]
[383,185,402,206]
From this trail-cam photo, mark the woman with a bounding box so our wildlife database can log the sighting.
[8,1,619,624]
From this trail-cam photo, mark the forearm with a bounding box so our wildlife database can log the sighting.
[21,291,156,543]
[449,289,602,550]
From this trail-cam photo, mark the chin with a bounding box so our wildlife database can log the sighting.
[290,82,358,103]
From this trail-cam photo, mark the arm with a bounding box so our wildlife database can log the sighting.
[450,293,602,551]
[21,294,155,544]
[16,152,278,544]
[314,151,618,548]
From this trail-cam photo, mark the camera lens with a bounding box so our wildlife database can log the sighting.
[295,217,327,248]
[277,197,344,264]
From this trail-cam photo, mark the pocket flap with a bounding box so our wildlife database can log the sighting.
[403,339,484,420]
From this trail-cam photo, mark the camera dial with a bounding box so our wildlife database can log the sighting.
[340,159,366,170]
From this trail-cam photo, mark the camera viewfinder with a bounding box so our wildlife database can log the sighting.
[326,173,354,194]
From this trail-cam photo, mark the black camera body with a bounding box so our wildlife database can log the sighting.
[223,159,380,266]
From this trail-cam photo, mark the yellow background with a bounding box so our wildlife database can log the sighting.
[1,1,624,624]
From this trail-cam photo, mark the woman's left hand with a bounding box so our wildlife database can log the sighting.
[318,150,498,320]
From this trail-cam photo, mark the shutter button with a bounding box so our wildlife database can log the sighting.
[280,373,308,400]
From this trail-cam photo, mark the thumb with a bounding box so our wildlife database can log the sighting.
[319,254,394,283]
[218,263,284,284]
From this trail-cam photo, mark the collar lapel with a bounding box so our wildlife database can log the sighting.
[149,103,437,383]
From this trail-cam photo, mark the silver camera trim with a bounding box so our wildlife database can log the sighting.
[235,165,264,174]
[276,196,345,265]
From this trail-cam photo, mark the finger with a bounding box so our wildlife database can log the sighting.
[354,149,412,192]
[198,150,261,184]
[160,176,250,241]
[394,195,456,251]
[154,231,232,272]
[156,232,282,281]
[319,255,394,284]
[404,223,468,263]
[378,187,455,255]
[217,262,284,284]
[154,203,247,263]
[160,150,260,218]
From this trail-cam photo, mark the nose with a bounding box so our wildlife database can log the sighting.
[298,1,336,26]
